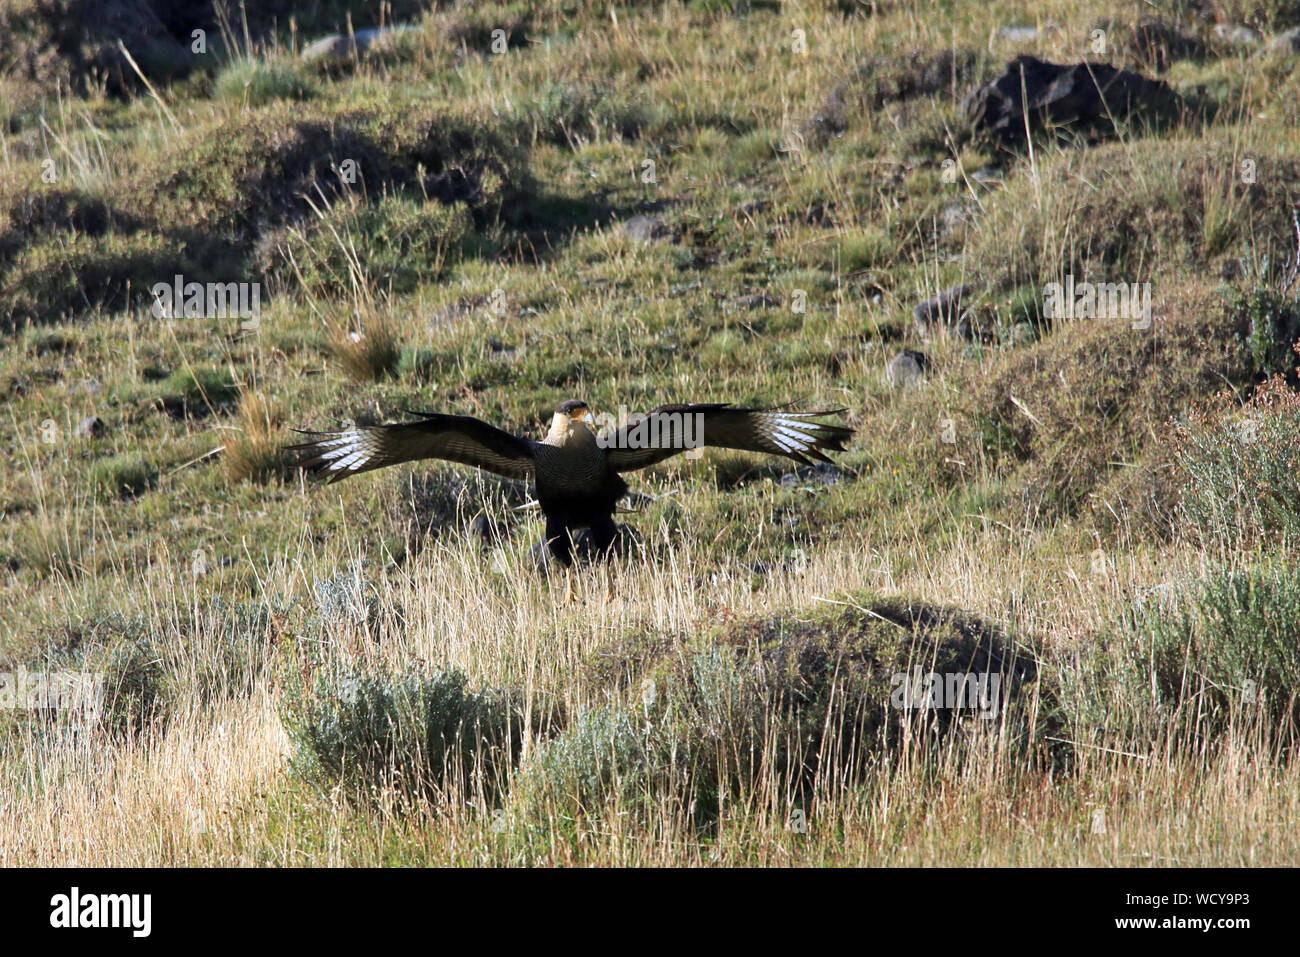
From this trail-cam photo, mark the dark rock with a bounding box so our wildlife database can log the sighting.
[75,416,105,438]
[805,201,836,225]
[969,165,1004,186]
[621,214,669,243]
[780,462,844,487]
[886,349,930,389]
[914,284,973,335]
[964,55,1179,150]
[467,514,509,547]
[736,199,769,217]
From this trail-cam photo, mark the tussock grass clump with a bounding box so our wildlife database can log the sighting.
[1226,283,1300,385]
[326,310,402,381]
[1,230,182,328]
[515,81,664,145]
[213,59,316,106]
[282,663,529,806]
[518,596,1043,827]
[879,285,1254,529]
[912,288,1254,525]
[172,595,284,708]
[133,100,531,253]
[159,365,239,410]
[222,391,289,485]
[312,571,387,639]
[442,2,532,52]
[87,454,154,499]
[0,0,195,95]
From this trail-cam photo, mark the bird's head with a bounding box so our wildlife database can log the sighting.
[549,399,593,441]
[556,399,591,421]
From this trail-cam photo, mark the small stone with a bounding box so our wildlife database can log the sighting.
[780,463,843,487]
[914,284,973,335]
[970,165,1004,186]
[1265,27,1300,55]
[75,416,105,438]
[732,293,778,311]
[1213,24,1260,47]
[998,26,1040,43]
[886,349,929,389]
[467,514,507,547]
[301,25,416,62]
[621,214,669,243]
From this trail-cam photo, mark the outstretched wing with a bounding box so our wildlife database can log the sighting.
[601,403,853,472]
[287,412,537,482]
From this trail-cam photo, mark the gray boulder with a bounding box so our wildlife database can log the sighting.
[780,463,844,488]
[914,284,973,335]
[886,349,930,389]
[302,25,416,63]
[621,214,670,243]
[75,416,105,438]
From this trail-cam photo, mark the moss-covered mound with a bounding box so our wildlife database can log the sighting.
[518,595,1044,826]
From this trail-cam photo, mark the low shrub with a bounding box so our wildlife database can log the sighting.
[282,663,529,805]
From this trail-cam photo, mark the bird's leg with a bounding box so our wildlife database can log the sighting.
[589,515,619,604]
[546,517,577,608]
[558,566,577,608]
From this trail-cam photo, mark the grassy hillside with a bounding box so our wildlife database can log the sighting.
[3,0,1300,865]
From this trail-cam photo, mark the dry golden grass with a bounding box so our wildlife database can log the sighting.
[2,502,1294,866]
